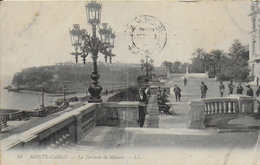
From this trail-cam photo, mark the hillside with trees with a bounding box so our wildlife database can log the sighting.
[9,62,154,93]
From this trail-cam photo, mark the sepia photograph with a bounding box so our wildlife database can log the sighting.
[0,0,260,165]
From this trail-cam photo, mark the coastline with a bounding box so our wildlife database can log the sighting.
[4,89,76,96]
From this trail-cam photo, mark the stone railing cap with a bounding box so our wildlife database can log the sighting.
[118,101,140,105]
[188,100,206,105]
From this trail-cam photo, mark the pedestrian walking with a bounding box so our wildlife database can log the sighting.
[236,83,243,94]
[257,77,259,86]
[183,77,187,86]
[200,82,208,98]
[137,88,148,127]
[246,84,254,97]
[228,80,235,95]
[173,84,182,101]
[219,81,225,97]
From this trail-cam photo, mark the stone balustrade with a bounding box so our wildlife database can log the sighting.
[188,95,255,129]
[1,101,141,151]
[203,98,239,115]
[0,102,70,127]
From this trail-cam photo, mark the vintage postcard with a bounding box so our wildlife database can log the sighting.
[1,0,260,165]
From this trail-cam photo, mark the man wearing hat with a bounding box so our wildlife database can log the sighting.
[236,83,243,94]
[246,84,254,97]
[173,84,182,101]
[219,81,225,97]
[137,88,148,127]
[228,80,235,95]
[200,82,208,98]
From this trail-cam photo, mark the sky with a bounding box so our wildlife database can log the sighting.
[0,1,251,78]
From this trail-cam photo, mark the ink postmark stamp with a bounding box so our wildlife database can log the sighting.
[128,15,167,56]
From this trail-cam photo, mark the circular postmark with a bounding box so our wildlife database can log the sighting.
[128,15,167,56]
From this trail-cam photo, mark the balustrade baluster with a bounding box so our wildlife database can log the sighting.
[220,102,224,113]
[205,103,208,114]
[216,102,220,113]
[225,102,229,113]
[212,102,216,113]
[234,101,239,114]
[230,102,234,113]
[209,103,213,114]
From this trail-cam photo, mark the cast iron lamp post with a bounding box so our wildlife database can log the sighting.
[63,85,66,103]
[69,1,116,103]
[140,55,154,81]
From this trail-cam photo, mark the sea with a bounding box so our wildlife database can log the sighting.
[0,74,86,110]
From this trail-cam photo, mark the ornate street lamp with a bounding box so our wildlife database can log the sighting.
[69,1,116,103]
[63,85,66,103]
[149,58,154,77]
[41,87,45,108]
[140,55,154,81]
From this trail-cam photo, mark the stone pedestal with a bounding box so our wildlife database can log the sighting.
[237,95,254,114]
[188,100,206,129]
[118,102,139,127]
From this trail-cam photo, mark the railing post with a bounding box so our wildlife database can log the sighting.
[188,101,206,129]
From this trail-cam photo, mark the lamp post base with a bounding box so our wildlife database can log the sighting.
[88,99,103,103]
[88,83,103,103]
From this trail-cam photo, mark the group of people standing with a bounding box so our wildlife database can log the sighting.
[219,80,254,97]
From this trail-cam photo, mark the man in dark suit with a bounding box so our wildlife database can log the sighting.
[137,88,148,127]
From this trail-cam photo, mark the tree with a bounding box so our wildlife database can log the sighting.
[209,49,224,74]
[172,61,182,73]
[217,39,249,81]
[229,39,249,67]
[192,48,205,58]
[161,61,173,74]
[191,48,206,73]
